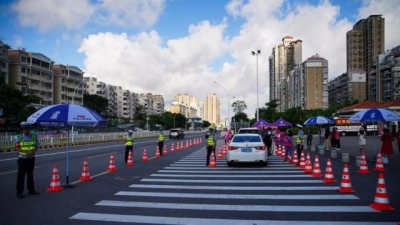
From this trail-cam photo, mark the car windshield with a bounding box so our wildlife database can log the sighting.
[170,130,180,132]
[232,136,262,142]
[239,129,260,134]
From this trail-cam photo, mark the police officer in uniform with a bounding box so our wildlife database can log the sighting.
[123,130,134,163]
[14,122,40,199]
[205,127,218,166]
[157,129,165,156]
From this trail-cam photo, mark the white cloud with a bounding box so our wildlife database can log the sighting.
[75,0,400,121]
[12,34,23,48]
[95,0,166,28]
[11,0,95,32]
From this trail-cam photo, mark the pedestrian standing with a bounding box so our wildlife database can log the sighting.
[358,126,366,151]
[380,128,394,158]
[330,127,337,149]
[14,122,40,199]
[396,128,400,155]
[123,130,134,163]
[282,132,294,163]
[157,129,165,156]
[306,129,313,146]
[224,128,232,144]
[296,125,304,164]
[263,127,273,156]
[206,127,217,166]
[319,127,325,145]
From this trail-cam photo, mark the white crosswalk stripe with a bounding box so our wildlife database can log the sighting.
[70,151,392,224]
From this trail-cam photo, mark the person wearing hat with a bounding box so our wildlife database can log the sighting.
[123,130,134,163]
[14,122,40,199]
[358,126,366,151]
[157,128,165,156]
[206,127,218,166]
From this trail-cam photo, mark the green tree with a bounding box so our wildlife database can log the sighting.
[202,120,211,128]
[83,94,108,115]
[232,100,247,114]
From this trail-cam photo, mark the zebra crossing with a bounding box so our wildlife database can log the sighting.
[70,150,393,224]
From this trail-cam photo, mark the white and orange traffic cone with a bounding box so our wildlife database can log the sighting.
[303,153,313,173]
[373,151,386,172]
[358,151,371,174]
[291,150,299,165]
[79,158,91,181]
[338,163,355,193]
[107,153,117,172]
[370,173,395,211]
[163,145,168,155]
[311,155,323,177]
[170,143,175,152]
[126,151,134,166]
[141,148,148,162]
[180,141,184,150]
[155,146,161,158]
[47,164,63,192]
[189,139,192,146]
[322,158,336,183]
[298,151,306,169]
[209,152,217,168]
[217,147,223,159]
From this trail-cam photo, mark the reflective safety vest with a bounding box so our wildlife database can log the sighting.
[207,134,215,146]
[17,134,37,156]
[125,135,134,146]
[158,133,165,141]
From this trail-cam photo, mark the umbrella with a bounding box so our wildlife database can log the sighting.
[27,104,107,187]
[252,119,272,128]
[349,108,400,160]
[273,118,292,127]
[349,108,400,122]
[304,116,335,126]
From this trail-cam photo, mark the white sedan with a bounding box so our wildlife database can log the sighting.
[227,134,268,166]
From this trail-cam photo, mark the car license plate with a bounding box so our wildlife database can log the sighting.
[241,148,252,153]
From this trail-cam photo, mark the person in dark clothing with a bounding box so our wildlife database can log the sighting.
[263,127,273,156]
[306,129,313,146]
[391,122,397,137]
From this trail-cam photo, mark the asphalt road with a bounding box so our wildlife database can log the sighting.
[0,133,399,224]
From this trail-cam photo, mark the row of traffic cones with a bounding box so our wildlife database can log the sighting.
[291,150,394,211]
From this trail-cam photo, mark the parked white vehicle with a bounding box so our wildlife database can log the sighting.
[227,134,267,166]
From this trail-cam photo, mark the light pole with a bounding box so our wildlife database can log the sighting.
[213,81,230,128]
[72,81,85,104]
[251,50,261,121]
[173,113,177,128]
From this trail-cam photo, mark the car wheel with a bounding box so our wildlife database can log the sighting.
[262,161,267,167]
[227,161,233,167]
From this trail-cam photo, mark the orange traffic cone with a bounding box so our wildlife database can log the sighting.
[303,153,313,173]
[170,143,175,152]
[373,151,386,172]
[180,141,184,150]
[47,164,63,192]
[311,155,323,177]
[291,150,299,165]
[370,173,395,211]
[217,147,223,159]
[209,152,217,168]
[163,145,168,155]
[338,163,355,193]
[298,151,306,169]
[79,158,91,181]
[155,146,160,158]
[222,145,227,155]
[358,151,371,174]
[126,151,134,166]
[185,140,189,148]
[107,153,117,172]
[189,139,192,146]
[141,148,148,162]
[322,158,336,183]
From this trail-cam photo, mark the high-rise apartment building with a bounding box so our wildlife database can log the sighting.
[346,15,385,99]
[369,45,400,102]
[170,94,201,118]
[328,71,367,105]
[303,54,329,109]
[203,93,220,125]
[269,36,302,112]
[0,41,10,84]
[8,49,54,109]
[53,64,84,105]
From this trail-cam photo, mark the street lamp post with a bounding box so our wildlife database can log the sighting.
[213,81,230,128]
[251,50,261,121]
[72,81,85,104]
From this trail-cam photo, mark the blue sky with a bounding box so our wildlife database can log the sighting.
[0,0,399,120]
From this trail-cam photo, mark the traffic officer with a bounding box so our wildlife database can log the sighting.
[123,130,134,163]
[14,122,40,199]
[206,127,218,166]
[157,128,165,156]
